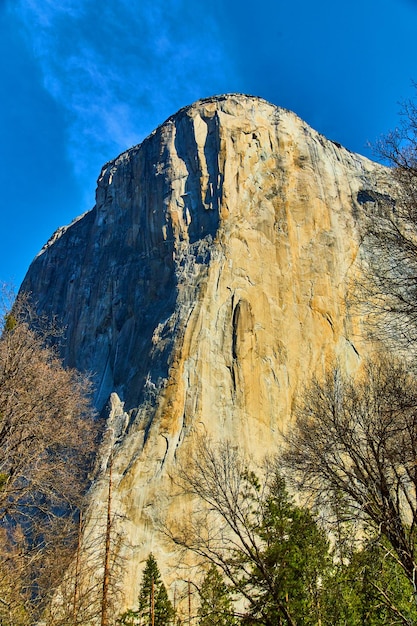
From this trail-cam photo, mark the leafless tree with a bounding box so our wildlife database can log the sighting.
[0,291,96,520]
[43,503,126,626]
[165,438,329,626]
[44,424,127,626]
[356,88,417,354]
[282,354,417,608]
[166,439,267,592]
[0,289,99,621]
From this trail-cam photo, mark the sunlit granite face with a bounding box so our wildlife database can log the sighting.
[21,94,397,614]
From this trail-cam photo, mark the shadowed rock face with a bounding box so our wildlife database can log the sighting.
[21,94,397,609]
[22,100,222,412]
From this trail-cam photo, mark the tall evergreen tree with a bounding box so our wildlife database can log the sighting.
[197,564,236,626]
[244,472,330,625]
[118,553,174,626]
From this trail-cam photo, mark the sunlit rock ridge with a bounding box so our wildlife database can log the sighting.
[21,93,395,609]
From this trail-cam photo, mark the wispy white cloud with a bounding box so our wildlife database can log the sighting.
[13,0,237,205]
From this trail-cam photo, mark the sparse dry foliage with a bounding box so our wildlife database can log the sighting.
[0,288,98,621]
[44,504,126,626]
[167,439,267,589]
[358,88,417,353]
[282,354,417,606]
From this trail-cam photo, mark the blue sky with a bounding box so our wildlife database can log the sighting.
[2,0,417,287]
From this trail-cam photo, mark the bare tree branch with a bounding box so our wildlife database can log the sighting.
[282,354,417,608]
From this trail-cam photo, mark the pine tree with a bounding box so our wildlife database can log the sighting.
[118,553,174,626]
[197,564,236,626]
[245,472,330,625]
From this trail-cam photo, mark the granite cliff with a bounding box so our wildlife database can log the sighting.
[21,94,396,611]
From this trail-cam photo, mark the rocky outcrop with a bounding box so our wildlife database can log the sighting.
[21,94,396,610]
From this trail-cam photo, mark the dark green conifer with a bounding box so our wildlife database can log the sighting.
[118,553,174,626]
[197,564,236,626]
[246,472,330,625]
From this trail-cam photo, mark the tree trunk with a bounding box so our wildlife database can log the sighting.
[101,452,113,626]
